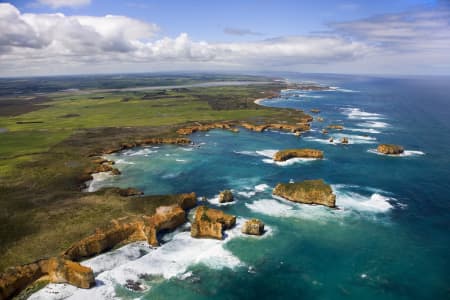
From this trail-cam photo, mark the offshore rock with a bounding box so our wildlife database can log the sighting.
[191,206,236,240]
[241,219,265,236]
[218,190,234,203]
[273,179,336,208]
[273,149,324,161]
[377,144,404,155]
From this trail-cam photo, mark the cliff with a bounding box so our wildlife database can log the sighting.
[191,206,236,239]
[0,257,94,300]
[377,144,404,155]
[176,122,237,135]
[273,179,336,208]
[273,149,324,161]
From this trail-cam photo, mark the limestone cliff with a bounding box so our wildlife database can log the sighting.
[273,179,336,208]
[273,149,324,161]
[191,206,236,239]
[218,190,234,203]
[0,257,94,300]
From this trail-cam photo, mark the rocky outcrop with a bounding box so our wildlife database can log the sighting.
[273,179,336,208]
[218,190,234,203]
[340,137,349,144]
[316,117,324,122]
[176,122,237,135]
[191,206,236,240]
[240,122,310,134]
[327,124,344,130]
[273,149,324,161]
[322,129,328,134]
[310,109,320,113]
[377,144,404,155]
[0,257,94,300]
[241,219,265,236]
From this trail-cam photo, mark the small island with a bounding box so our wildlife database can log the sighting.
[191,206,236,240]
[273,149,324,161]
[273,179,336,208]
[377,144,404,155]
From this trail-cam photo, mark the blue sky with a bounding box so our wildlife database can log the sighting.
[1,0,449,76]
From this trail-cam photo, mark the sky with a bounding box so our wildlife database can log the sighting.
[1,0,450,76]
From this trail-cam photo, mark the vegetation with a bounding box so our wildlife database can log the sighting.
[0,75,308,271]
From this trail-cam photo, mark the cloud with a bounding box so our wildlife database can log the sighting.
[330,6,450,53]
[1,2,449,75]
[0,3,371,75]
[223,27,263,36]
[37,0,91,8]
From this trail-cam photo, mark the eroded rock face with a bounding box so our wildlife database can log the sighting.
[0,258,94,300]
[191,206,236,240]
[377,144,404,155]
[176,122,236,135]
[240,122,310,134]
[219,190,234,203]
[273,179,336,208]
[241,219,265,236]
[273,149,324,161]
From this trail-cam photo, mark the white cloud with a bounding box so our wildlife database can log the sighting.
[0,3,449,76]
[37,0,91,9]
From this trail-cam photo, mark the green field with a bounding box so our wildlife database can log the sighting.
[0,76,310,271]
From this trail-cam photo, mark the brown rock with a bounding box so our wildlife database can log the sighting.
[273,179,336,208]
[241,219,265,236]
[218,190,234,203]
[191,206,236,239]
[340,137,349,144]
[273,149,324,161]
[310,109,320,113]
[377,144,404,155]
[327,124,344,130]
[0,258,94,300]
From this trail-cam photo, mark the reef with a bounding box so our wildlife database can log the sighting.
[273,179,336,208]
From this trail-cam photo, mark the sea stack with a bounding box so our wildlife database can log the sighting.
[377,144,404,155]
[191,206,236,239]
[273,179,336,208]
[218,190,234,203]
[241,219,265,236]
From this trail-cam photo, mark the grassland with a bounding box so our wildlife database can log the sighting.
[0,75,307,271]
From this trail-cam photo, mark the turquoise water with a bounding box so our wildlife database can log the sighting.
[32,75,450,299]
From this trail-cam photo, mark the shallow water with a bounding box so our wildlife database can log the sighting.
[32,75,450,300]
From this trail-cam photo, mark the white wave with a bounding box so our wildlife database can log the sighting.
[114,159,135,165]
[255,149,278,158]
[246,198,335,221]
[262,157,319,166]
[255,184,269,192]
[335,190,393,213]
[181,147,194,151]
[31,222,246,299]
[304,137,336,145]
[162,172,181,179]
[346,127,381,134]
[238,184,270,198]
[123,148,157,156]
[175,159,187,162]
[367,149,425,157]
[84,172,114,192]
[233,150,259,157]
[332,133,377,144]
[357,121,389,128]
[341,108,383,120]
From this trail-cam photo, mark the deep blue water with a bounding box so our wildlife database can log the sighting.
[33,75,450,300]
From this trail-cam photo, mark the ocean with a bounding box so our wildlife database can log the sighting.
[31,74,450,299]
